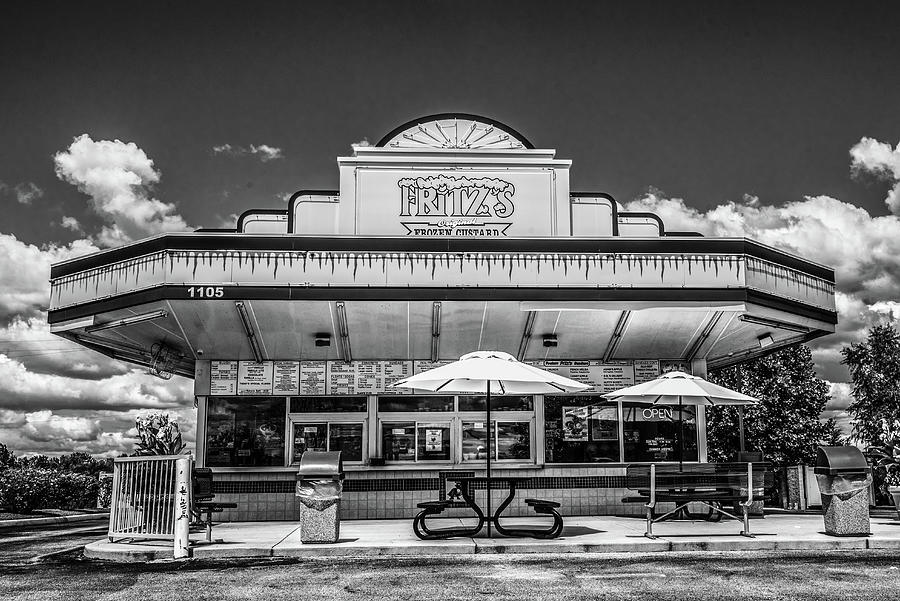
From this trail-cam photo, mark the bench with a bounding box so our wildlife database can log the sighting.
[624,463,773,538]
[191,468,238,543]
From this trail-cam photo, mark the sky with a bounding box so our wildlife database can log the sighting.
[1,0,899,456]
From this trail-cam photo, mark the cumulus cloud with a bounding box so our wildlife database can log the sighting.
[60,216,83,233]
[212,143,283,162]
[20,410,101,442]
[0,233,99,322]
[54,134,191,247]
[0,355,192,412]
[850,136,900,215]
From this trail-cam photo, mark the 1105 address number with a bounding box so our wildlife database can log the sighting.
[187,286,225,298]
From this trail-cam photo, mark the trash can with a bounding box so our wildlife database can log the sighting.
[295,451,344,543]
[814,446,872,536]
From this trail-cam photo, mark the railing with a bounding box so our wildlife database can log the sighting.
[108,455,192,558]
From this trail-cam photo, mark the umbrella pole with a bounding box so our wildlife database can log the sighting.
[738,406,745,453]
[678,395,684,471]
[486,381,492,537]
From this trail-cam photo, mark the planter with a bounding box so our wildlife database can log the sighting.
[889,486,900,519]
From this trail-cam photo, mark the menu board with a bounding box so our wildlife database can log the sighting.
[237,361,274,395]
[299,361,327,395]
[210,361,238,395]
[599,362,635,393]
[272,361,300,395]
[382,360,413,394]
[208,358,666,396]
[633,360,660,384]
[354,360,384,394]
[327,362,357,395]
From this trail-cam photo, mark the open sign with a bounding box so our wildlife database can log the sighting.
[642,408,674,420]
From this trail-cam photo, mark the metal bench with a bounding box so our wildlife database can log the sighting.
[191,468,238,543]
[623,463,772,538]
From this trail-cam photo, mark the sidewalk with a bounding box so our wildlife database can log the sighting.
[85,513,900,562]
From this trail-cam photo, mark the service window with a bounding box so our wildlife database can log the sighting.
[381,421,451,462]
[462,421,533,462]
[291,422,364,463]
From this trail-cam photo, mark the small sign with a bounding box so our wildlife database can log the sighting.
[425,429,443,452]
[562,406,589,441]
[273,361,300,395]
[237,361,274,395]
[210,360,238,395]
[392,428,407,435]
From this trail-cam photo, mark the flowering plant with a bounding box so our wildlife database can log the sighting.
[870,418,900,488]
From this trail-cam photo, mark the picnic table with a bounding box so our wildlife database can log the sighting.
[623,462,773,538]
[413,476,563,539]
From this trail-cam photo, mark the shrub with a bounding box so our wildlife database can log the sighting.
[0,467,100,513]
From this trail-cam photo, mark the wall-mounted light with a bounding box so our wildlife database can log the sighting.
[757,333,775,348]
[85,309,168,333]
[314,333,331,347]
[335,301,352,361]
[235,301,263,362]
[740,314,809,333]
[542,334,558,348]
[517,311,536,360]
[431,301,442,362]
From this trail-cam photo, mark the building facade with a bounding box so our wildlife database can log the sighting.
[49,114,837,520]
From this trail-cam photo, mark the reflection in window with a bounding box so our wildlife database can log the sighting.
[206,397,286,467]
[381,422,450,462]
[622,403,697,463]
[290,396,368,413]
[462,421,532,461]
[382,422,416,461]
[544,396,619,463]
[377,396,454,412]
[458,395,533,411]
[292,422,364,463]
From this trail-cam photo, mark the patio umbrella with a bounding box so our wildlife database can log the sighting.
[604,371,758,470]
[392,350,588,535]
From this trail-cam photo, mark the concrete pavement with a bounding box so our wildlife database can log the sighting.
[84,512,900,562]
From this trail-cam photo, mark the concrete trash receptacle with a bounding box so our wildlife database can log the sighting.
[296,451,344,543]
[814,446,871,536]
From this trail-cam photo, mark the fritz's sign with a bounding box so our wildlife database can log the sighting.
[398,175,515,237]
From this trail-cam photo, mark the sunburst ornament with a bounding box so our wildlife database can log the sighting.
[380,116,531,149]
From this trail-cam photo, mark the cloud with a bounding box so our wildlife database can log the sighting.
[60,216,83,233]
[624,169,900,387]
[54,134,191,246]
[0,355,192,413]
[20,410,101,442]
[0,233,99,322]
[351,139,371,150]
[850,136,900,215]
[0,181,44,205]
[212,143,283,162]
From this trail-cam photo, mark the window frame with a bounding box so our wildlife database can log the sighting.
[287,412,368,465]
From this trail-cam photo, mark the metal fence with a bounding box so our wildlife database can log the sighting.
[108,455,191,548]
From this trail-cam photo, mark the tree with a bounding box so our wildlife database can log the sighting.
[841,322,900,447]
[707,344,843,465]
[0,443,14,469]
[134,413,186,456]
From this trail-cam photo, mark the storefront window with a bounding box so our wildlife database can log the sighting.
[622,403,698,463]
[206,397,286,467]
[462,421,532,461]
[544,396,620,463]
[381,421,451,462]
[291,422,364,463]
[290,396,368,413]
[458,395,533,411]
[378,396,454,412]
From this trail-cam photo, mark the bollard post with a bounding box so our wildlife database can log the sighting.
[173,455,192,559]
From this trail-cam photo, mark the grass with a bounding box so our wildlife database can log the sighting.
[3,550,900,600]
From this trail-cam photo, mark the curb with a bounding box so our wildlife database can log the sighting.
[0,512,109,531]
